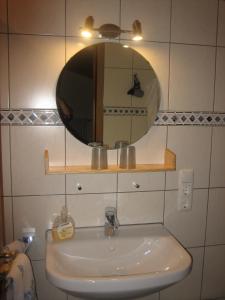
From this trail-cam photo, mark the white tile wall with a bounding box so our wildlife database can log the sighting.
[215,47,225,111]
[0,0,7,33]
[1,1,225,299]
[66,173,117,194]
[206,188,225,245]
[134,126,167,164]
[210,127,225,187]
[218,0,225,47]
[202,245,225,299]
[67,193,116,227]
[160,247,204,300]
[164,189,208,247]
[1,126,11,196]
[117,191,164,225]
[171,0,218,45]
[0,34,9,108]
[32,260,67,300]
[118,172,165,192]
[169,44,215,111]
[121,0,171,42]
[66,0,120,37]
[129,41,170,111]
[11,126,65,196]
[9,35,65,109]
[3,197,13,244]
[13,195,65,260]
[8,0,65,35]
[166,126,212,190]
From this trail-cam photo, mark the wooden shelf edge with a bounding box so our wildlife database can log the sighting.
[44,148,176,175]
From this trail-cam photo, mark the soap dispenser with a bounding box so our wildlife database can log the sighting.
[52,206,75,241]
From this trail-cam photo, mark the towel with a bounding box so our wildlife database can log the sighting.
[7,253,35,300]
[4,240,26,254]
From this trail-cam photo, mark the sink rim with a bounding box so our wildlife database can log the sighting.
[46,223,192,297]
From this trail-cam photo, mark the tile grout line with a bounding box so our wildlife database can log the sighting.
[64,0,67,209]
[200,2,220,298]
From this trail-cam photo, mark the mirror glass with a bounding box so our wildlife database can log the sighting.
[56,42,160,149]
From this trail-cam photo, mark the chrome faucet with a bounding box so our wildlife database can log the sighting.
[104,207,120,237]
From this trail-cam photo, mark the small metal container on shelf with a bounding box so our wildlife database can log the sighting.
[119,145,136,169]
[91,146,108,170]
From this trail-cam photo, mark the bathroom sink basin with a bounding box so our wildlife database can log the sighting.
[46,224,192,299]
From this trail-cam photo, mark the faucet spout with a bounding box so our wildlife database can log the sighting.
[104,207,119,237]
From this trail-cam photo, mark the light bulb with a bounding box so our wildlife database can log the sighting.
[132,35,143,41]
[81,30,92,38]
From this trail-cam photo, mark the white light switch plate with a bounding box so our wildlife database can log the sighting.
[177,169,194,211]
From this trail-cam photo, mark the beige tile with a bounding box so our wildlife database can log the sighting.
[103,115,132,147]
[0,34,9,108]
[11,126,65,196]
[9,35,65,109]
[218,0,225,46]
[133,50,152,70]
[66,37,114,62]
[202,245,225,299]
[134,126,167,164]
[166,127,211,189]
[104,43,133,68]
[118,172,165,192]
[121,0,171,42]
[169,44,215,111]
[127,41,169,110]
[131,116,149,144]
[13,195,65,260]
[117,191,164,225]
[164,189,208,247]
[210,127,225,187]
[160,247,204,300]
[1,126,11,196]
[138,293,159,300]
[0,0,7,32]
[214,47,225,111]
[4,197,13,244]
[171,0,217,45]
[132,68,159,109]
[103,68,132,107]
[66,173,117,194]
[67,194,116,227]
[206,188,225,245]
[32,260,67,300]
[66,129,117,166]
[8,0,65,35]
[66,0,120,36]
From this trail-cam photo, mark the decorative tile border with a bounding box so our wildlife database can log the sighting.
[0,110,62,125]
[155,112,225,126]
[1,109,225,126]
[104,106,147,116]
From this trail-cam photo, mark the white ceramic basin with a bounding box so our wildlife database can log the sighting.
[46,224,192,299]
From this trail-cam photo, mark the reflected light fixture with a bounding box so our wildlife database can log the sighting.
[80,16,143,41]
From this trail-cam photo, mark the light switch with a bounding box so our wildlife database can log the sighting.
[177,169,194,211]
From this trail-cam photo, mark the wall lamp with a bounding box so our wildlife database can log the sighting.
[81,16,143,41]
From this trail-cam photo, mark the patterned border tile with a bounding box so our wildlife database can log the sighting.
[155,112,225,126]
[0,110,62,125]
[1,109,225,126]
[104,106,147,116]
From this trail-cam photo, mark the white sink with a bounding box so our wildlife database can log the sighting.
[46,224,192,299]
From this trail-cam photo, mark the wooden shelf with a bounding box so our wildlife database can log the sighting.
[44,149,176,175]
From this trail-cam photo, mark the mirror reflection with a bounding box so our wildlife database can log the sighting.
[56,42,160,149]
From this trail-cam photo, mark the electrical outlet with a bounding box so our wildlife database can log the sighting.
[177,169,194,211]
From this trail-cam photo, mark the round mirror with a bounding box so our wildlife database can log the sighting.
[56,42,160,149]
